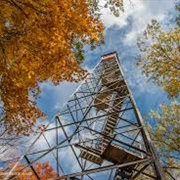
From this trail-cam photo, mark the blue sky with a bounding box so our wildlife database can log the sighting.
[37,0,177,121]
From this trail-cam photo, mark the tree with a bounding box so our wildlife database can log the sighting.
[148,102,180,179]
[137,19,180,98]
[137,3,180,179]
[0,161,57,180]
[176,3,180,26]
[16,162,57,180]
[0,0,124,135]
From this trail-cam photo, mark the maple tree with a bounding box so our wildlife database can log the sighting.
[0,161,57,180]
[0,0,123,135]
[16,162,57,180]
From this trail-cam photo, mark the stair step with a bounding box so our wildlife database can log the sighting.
[106,123,115,128]
[80,150,103,165]
[102,143,109,147]
[108,120,116,125]
[109,117,118,122]
[104,129,111,133]
[99,140,110,146]
[104,126,113,131]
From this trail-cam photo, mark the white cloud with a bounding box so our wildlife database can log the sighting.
[101,0,175,45]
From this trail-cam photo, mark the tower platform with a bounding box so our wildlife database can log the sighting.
[76,143,143,166]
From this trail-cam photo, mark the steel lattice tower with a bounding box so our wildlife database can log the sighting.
[6,52,165,180]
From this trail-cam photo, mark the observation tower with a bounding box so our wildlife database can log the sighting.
[6,52,165,180]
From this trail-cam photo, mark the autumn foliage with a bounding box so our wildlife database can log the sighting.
[16,162,57,180]
[1,161,57,180]
[0,0,104,135]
